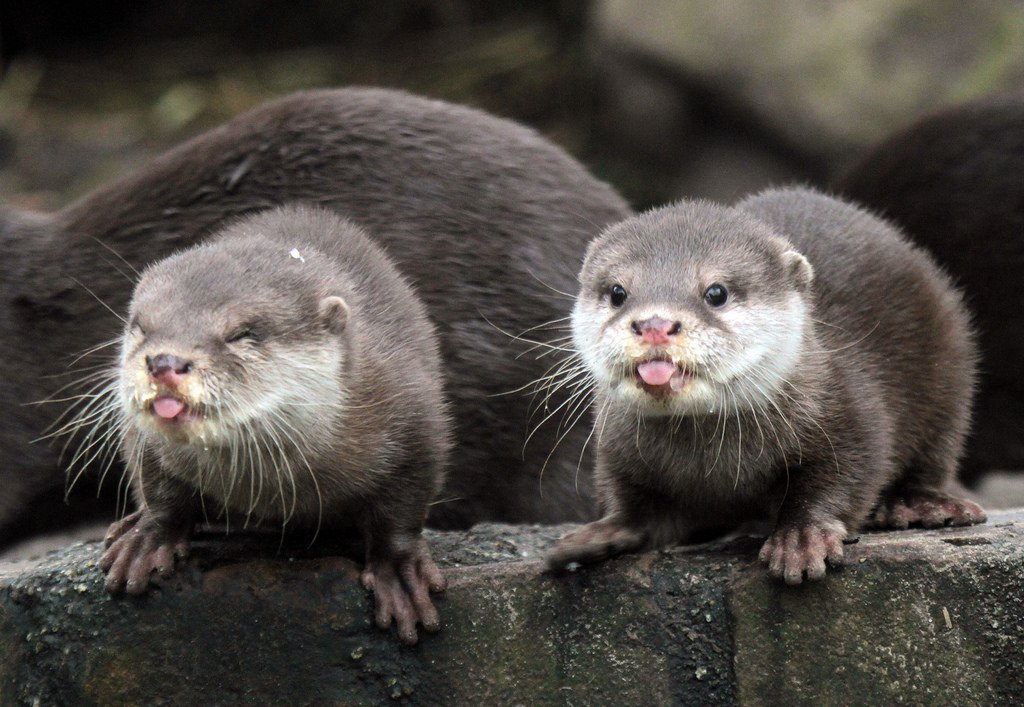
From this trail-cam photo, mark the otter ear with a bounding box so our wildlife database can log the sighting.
[319,296,349,334]
[783,250,814,290]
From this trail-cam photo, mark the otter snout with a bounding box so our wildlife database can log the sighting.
[630,316,682,346]
[146,353,193,387]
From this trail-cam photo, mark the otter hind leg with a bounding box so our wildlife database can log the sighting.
[867,485,986,530]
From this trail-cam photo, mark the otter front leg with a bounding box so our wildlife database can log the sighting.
[101,470,195,596]
[546,516,648,571]
[758,518,846,585]
[360,513,445,645]
[758,453,875,585]
[547,462,687,571]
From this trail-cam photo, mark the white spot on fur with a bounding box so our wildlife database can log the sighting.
[289,248,305,263]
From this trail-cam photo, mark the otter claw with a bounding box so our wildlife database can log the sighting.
[868,490,987,530]
[759,523,844,585]
[103,510,143,547]
[363,539,445,645]
[100,514,189,595]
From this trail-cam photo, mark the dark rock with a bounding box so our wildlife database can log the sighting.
[3,515,1024,703]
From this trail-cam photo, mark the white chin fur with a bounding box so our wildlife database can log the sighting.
[574,295,807,417]
[121,345,345,446]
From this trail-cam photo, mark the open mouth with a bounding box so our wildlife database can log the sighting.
[150,395,196,423]
[635,358,691,396]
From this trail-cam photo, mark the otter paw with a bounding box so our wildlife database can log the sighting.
[546,520,646,572]
[868,491,987,530]
[103,509,143,547]
[100,518,189,596]
[361,539,445,645]
[759,523,845,585]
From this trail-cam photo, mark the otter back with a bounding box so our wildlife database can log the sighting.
[0,88,631,539]
[839,91,1024,479]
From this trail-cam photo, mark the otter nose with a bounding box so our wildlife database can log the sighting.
[146,353,193,386]
[631,316,682,346]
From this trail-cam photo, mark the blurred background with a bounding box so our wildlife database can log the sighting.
[4,0,1024,213]
[1,0,1023,562]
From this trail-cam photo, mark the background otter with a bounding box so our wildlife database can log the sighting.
[0,87,630,542]
[838,92,1024,482]
[98,205,449,644]
[547,188,985,583]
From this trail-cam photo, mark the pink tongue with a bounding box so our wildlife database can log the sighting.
[153,396,186,420]
[637,360,677,386]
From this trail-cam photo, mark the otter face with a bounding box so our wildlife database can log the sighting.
[573,203,813,417]
[119,239,349,448]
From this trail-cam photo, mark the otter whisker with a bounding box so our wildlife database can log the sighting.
[518,334,577,360]
[497,353,585,398]
[91,236,142,279]
[513,314,574,338]
[727,386,743,491]
[96,417,129,496]
[525,269,578,301]
[66,276,127,324]
[807,321,881,355]
[65,336,122,369]
[34,373,119,440]
[54,384,121,470]
[522,373,593,453]
[479,311,578,359]
[528,357,589,408]
[531,369,591,424]
[64,399,122,499]
[266,407,324,546]
[575,395,612,493]
[536,380,595,489]
[257,417,296,529]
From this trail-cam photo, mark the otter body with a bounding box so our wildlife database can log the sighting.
[0,88,630,539]
[839,92,1024,479]
[548,187,985,583]
[100,205,449,643]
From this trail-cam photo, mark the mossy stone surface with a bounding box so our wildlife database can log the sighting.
[3,516,1024,704]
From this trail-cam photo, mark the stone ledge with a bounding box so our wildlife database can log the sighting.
[2,515,1023,704]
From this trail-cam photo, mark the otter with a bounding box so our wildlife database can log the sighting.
[838,91,1024,481]
[546,187,985,583]
[0,87,630,542]
[97,205,449,644]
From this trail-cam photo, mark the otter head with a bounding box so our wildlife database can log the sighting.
[573,201,813,417]
[120,233,350,448]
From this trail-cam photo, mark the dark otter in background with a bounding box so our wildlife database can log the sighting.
[0,87,630,542]
[547,188,984,583]
[838,92,1024,481]
[100,205,449,644]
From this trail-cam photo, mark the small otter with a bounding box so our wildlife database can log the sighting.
[547,187,986,583]
[0,87,630,542]
[99,205,450,644]
[838,91,1024,481]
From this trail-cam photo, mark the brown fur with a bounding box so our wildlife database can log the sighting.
[100,205,450,643]
[548,187,985,583]
[0,87,630,540]
[838,91,1024,481]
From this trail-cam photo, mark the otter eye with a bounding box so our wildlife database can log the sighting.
[130,320,146,337]
[226,327,258,343]
[704,283,728,307]
[609,284,628,308]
